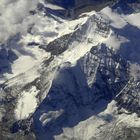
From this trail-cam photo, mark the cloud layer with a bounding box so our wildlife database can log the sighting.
[0,0,38,42]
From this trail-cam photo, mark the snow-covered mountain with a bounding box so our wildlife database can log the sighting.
[0,0,140,140]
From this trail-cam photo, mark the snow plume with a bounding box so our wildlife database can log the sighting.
[130,63,140,80]
[0,0,38,42]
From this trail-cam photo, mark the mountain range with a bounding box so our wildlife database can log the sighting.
[0,0,140,140]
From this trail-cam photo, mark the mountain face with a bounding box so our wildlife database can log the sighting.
[40,0,118,18]
[32,44,130,140]
[0,0,140,140]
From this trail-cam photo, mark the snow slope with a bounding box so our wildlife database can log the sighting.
[15,86,39,120]
[0,1,140,140]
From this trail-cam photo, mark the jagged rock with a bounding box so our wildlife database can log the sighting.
[116,80,140,115]
[0,1,140,140]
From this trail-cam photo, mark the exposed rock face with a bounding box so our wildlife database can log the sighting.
[40,33,71,55]
[32,45,131,140]
[0,12,111,140]
[46,0,117,9]
[116,79,140,115]
[44,0,118,18]
[0,0,140,140]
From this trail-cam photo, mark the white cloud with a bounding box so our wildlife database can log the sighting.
[101,7,127,29]
[105,31,129,51]
[0,0,38,42]
[126,13,140,29]
[130,63,140,80]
